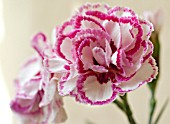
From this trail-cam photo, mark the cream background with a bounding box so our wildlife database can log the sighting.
[0,0,170,124]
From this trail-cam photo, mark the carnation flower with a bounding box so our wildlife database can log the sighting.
[10,33,67,124]
[52,3,158,105]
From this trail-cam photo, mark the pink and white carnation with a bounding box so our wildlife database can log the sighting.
[10,33,67,124]
[53,3,158,105]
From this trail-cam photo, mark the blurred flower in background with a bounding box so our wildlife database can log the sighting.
[143,9,163,33]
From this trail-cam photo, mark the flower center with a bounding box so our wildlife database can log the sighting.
[98,73,110,84]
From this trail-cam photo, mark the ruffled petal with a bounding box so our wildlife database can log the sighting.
[11,74,42,115]
[15,56,41,88]
[119,22,134,49]
[58,64,79,96]
[39,77,57,107]
[10,98,41,116]
[103,20,121,48]
[75,16,105,30]
[31,32,50,58]
[77,3,110,15]
[57,20,75,35]
[139,19,154,40]
[17,77,41,99]
[77,74,117,105]
[67,63,79,80]
[70,88,86,103]
[80,45,94,70]
[118,57,158,92]
[43,56,67,73]
[40,95,67,124]
[143,40,153,62]
[108,6,137,19]
[59,37,74,62]
[58,76,78,96]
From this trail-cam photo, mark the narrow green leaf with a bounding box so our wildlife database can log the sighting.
[154,98,169,124]
[148,96,156,124]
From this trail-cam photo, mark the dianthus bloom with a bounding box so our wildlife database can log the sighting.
[10,33,67,124]
[53,3,158,105]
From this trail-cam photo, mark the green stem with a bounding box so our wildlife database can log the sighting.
[113,94,136,124]
[113,99,126,112]
[121,94,136,124]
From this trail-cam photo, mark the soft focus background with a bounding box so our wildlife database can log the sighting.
[0,0,170,124]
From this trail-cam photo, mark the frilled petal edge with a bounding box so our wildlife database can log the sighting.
[117,56,158,92]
